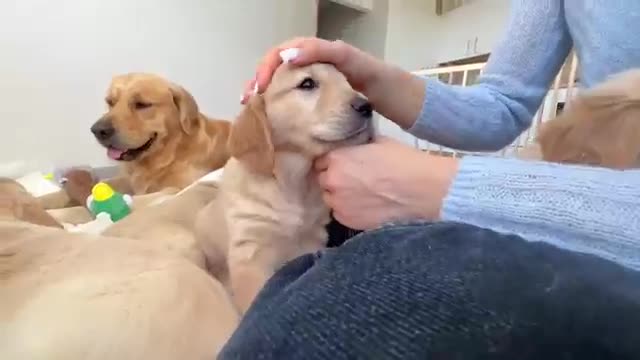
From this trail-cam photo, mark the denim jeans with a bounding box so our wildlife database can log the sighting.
[219,222,640,359]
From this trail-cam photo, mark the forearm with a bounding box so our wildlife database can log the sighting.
[441,156,640,270]
[366,64,539,151]
[363,59,427,130]
[408,80,544,151]
[402,0,571,151]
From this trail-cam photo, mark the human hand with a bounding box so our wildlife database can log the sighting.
[241,37,383,104]
[315,137,459,230]
[242,37,426,130]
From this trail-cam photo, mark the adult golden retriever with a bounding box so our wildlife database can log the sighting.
[538,69,640,169]
[196,61,375,313]
[91,73,231,194]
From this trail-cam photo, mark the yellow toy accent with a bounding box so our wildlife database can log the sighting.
[43,173,54,181]
[92,182,115,202]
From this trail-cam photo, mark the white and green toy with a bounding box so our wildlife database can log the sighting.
[86,182,133,222]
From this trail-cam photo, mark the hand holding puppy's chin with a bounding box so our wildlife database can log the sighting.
[315,137,458,230]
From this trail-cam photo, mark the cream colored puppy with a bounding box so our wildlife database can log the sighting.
[197,62,374,313]
[1,181,239,360]
[0,222,239,360]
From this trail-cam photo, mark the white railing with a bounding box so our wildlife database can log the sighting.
[410,53,580,158]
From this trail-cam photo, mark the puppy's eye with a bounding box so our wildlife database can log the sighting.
[106,99,114,107]
[297,77,317,91]
[134,101,152,110]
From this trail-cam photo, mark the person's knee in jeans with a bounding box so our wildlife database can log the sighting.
[221,222,640,359]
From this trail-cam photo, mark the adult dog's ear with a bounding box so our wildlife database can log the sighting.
[228,96,274,175]
[170,84,199,135]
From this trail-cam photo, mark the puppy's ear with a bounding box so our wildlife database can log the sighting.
[228,96,274,175]
[170,84,199,135]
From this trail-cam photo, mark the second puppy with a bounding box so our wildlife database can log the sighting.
[538,69,640,169]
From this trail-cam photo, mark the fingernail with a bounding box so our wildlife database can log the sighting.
[240,94,246,104]
[252,81,259,95]
[279,48,300,63]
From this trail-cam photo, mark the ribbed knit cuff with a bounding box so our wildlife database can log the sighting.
[441,155,640,270]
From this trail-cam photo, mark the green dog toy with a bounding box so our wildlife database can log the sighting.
[86,182,133,222]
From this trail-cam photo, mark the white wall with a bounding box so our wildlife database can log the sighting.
[0,0,317,172]
[432,0,510,63]
[384,0,441,71]
[378,0,439,145]
[317,0,389,59]
[383,0,510,69]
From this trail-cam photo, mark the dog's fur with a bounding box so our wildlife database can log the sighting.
[91,73,232,194]
[103,182,221,268]
[0,178,62,228]
[0,180,239,359]
[197,63,374,312]
[538,69,640,169]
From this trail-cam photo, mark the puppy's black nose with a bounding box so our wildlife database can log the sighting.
[351,97,373,118]
[91,119,115,141]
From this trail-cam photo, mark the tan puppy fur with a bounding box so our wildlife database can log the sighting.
[0,178,62,228]
[104,182,221,268]
[195,186,230,286]
[0,223,238,360]
[91,73,232,194]
[0,182,239,359]
[197,63,374,313]
[538,69,640,169]
[46,187,181,226]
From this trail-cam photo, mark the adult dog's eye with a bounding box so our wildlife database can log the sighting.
[134,101,152,110]
[297,77,317,90]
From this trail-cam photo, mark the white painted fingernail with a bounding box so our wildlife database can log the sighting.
[279,48,300,63]
[252,82,259,95]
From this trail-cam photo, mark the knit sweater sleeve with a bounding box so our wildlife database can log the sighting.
[409,0,573,151]
[442,156,640,271]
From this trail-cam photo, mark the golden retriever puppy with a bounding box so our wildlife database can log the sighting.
[538,69,640,169]
[90,73,232,194]
[1,180,239,359]
[197,62,374,313]
[0,221,239,360]
[194,184,230,286]
[104,181,221,269]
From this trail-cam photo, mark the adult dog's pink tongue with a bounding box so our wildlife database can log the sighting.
[107,148,125,160]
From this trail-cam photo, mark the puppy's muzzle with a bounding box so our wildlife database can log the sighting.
[350,97,373,118]
[91,117,115,141]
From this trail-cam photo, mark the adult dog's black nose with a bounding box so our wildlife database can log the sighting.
[91,118,115,141]
[351,97,373,118]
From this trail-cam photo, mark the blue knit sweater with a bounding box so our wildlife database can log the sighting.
[410,1,640,269]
